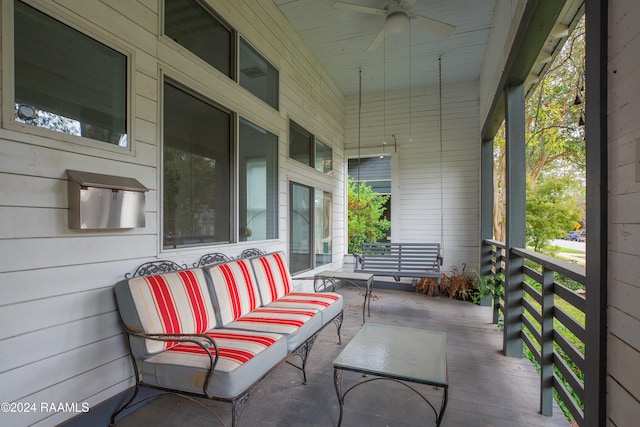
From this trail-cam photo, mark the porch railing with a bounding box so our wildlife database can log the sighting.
[483,239,585,425]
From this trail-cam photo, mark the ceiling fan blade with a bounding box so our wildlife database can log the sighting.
[410,14,456,37]
[366,26,385,52]
[332,1,386,16]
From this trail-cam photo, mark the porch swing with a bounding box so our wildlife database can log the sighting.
[352,57,444,284]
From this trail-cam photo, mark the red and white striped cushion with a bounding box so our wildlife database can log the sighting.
[228,307,317,335]
[268,292,341,310]
[206,259,261,325]
[127,269,217,353]
[160,330,282,371]
[250,252,292,304]
[224,306,322,351]
[266,292,343,328]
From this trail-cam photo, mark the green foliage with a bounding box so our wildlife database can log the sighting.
[492,17,586,244]
[526,176,582,253]
[474,272,504,303]
[467,270,505,306]
[347,178,390,254]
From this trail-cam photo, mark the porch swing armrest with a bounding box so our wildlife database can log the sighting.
[352,253,364,270]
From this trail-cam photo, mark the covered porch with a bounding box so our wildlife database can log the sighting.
[0,0,635,426]
[111,284,570,427]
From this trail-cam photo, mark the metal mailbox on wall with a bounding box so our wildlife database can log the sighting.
[67,170,149,229]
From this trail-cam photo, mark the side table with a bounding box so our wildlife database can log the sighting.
[314,271,374,323]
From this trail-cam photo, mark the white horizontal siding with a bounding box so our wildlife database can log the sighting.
[607,0,640,422]
[0,0,346,425]
[344,80,480,272]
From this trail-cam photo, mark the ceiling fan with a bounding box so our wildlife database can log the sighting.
[332,0,456,52]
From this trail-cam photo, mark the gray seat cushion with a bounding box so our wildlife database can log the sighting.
[141,329,287,399]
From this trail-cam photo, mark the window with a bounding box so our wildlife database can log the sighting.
[290,183,312,273]
[240,38,279,109]
[13,1,128,146]
[289,121,312,167]
[348,156,392,241]
[315,139,333,174]
[162,81,232,249]
[239,118,278,241]
[289,121,332,174]
[315,190,332,266]
[164,0,234,78]
[289,182,333,274]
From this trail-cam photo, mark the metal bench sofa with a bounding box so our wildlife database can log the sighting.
[353,242,443,282]
[110,251,343,427]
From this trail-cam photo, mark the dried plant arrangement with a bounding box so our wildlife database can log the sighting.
[416,264,477,301]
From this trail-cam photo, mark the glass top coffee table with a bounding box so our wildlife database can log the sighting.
[333,323,448,426]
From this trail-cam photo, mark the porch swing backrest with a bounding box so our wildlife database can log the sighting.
[354,242,443,281]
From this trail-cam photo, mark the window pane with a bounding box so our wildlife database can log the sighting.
[164,0,233,78]
[290,183,312,273]
[315,190,332,266]
[348,156,391,183]
[315,139,332,174]
[163,82,231,248]
[14,1,127,146]
[240,38,279,109]
[239,118,278,242]
[289,121,312,167]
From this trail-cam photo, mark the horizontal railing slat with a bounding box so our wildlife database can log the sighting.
[553,374,584,424]
[554,350,585,402]
[522,279,543,305]
[512,247,585,283]
[522,332,541,364]
[553,282,586,312]
[522,312,542,343]
[523,265,544,286]
[554,332,585,372]
[522,297,543,326]
[554,306,585,342]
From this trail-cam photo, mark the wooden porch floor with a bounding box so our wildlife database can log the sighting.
[114,284,570,427]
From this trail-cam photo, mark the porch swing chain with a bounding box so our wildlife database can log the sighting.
[439,55,445,255]
[357,68,362,210]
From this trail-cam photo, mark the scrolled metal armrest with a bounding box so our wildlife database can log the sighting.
[121,323,219,398]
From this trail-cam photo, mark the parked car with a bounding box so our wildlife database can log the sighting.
[579,230,586,242]
[565,231,581,241]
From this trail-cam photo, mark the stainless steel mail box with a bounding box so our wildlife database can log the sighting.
[67,170,148,229]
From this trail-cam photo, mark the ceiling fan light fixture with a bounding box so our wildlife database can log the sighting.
[385,12,410,34]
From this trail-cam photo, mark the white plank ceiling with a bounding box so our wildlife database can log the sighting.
[273,0,496,96]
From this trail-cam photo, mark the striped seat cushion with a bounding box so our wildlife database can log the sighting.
[117,269,217,355]
[205,259,261,325]
[250,252,343,326]
[207,255,324,351]
[266,292,343,326]
[225,307,322,351]
[141,329,287,399]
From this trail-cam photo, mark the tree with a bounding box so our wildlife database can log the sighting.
[493,16,586,247]
[526,176,582,253]
[347,178,391,254]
